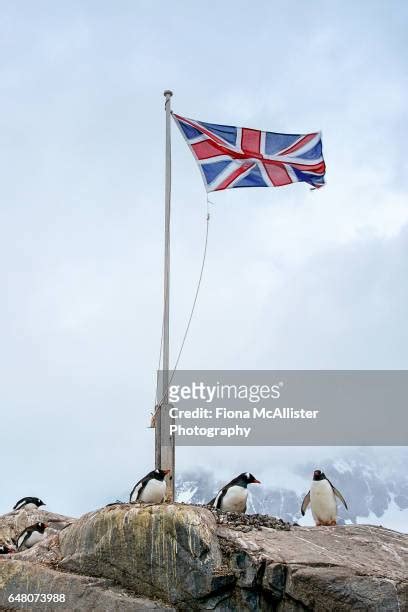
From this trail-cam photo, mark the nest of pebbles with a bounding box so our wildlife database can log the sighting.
[177,502,291,531]
[209,507,291,532]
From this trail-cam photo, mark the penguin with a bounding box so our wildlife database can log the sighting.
[301,469,348,526]
[130,468,170,503]
[0,544,14,554]
[13,497,45,511]
[16,522,47,551]
[209,472,261,513]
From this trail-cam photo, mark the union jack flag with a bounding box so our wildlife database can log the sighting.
[173,113,325,192]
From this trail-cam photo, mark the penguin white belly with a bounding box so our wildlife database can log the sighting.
[22,503,38,511]
[19,531,45,550]
[220,486,248,512]
[310,480,337,525]
[139,479,166,503]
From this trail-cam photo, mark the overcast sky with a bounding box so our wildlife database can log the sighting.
[1,1,407,517]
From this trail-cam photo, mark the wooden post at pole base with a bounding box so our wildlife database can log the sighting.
[155,90,175,502]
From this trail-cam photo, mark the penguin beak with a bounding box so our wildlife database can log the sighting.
[252,479,261,484]
[163,469,171,475]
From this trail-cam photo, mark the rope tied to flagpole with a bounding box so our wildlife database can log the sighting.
[152,196,212,421]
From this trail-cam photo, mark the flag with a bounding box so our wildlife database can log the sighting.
[173,113,325,192]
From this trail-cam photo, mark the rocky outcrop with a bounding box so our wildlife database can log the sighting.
[0,504,407,610]
[59,504,223,605]
[0,508,72,555]
[217,522,408,610]
[1,561,171,610]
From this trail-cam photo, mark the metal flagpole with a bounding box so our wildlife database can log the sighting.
[155,89,175,501]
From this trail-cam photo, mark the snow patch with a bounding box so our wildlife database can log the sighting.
[177,486,198,503]
[333,459,353,474]
[356,498,408,534]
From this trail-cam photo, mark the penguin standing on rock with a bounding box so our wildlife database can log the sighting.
[130,469,170,503]
[301,469,348,526]
[16,522,47,551]
[13,497,45,511]
[209,472,261,513]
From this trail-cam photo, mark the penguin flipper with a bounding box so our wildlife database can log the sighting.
[206,497,216,507]
[212,487,227,509]
[130,479,146,503]
[332,486,348,510]
[209,475,244,510]
[13,497,29,510]
[17,531,30,551]
[301,491,310,516]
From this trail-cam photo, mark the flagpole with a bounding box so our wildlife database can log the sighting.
[155,89,175,501]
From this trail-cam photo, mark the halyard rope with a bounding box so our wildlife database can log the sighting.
[153,196,211,416]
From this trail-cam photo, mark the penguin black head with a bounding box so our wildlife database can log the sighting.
[313,469,326,481]
[153,468,170,481]
[238,472,261,486]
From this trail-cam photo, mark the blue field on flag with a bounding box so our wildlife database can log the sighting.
[173,113,326,192]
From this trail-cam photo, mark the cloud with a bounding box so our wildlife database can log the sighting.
[0,1,407,517]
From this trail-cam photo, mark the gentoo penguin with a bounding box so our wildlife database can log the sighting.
[16,522,47,551]
[0,544,14,554]
[130,468,170,503]
[13,497,45,511]
[301,469,348,526]
[209,472,261,513]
